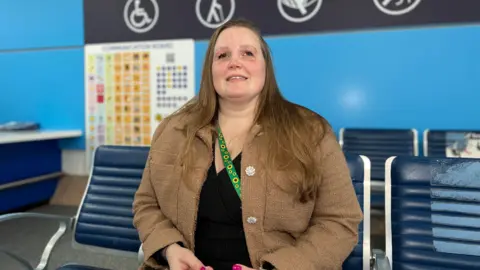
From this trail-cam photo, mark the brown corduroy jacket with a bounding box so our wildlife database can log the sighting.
[133,112,363,270]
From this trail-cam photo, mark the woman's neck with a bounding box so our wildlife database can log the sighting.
[217,98,257,133]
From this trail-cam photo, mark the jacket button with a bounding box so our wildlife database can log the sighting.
[247,216,257,224]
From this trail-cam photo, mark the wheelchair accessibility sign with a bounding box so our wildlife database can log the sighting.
[124,0,159,33]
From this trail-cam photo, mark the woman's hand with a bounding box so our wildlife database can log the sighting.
[165,243,212,270]
[232,264,256,270]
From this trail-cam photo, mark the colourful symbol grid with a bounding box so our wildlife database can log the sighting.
[87,51,152,152]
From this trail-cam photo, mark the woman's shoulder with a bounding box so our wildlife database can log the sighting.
[293,104,333,134]
[150,113,190,146]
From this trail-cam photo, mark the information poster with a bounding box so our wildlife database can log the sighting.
[445,132,480,158]
[85,39,195,168]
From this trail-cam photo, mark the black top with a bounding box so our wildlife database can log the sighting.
[194,153,253,270]
[152,152,275,269]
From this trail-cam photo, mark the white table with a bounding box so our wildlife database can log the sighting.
[0,130,82,145]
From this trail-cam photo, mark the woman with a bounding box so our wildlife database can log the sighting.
[133,19,363,270]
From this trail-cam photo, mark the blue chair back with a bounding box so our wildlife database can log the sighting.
[340,128,418,181]
[343,153,371,270]
[424,129,480,158]
[340,128,418,208]
[72,145,149,256]
[385,156,480,269]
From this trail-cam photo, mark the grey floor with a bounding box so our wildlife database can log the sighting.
[0,205,140,270]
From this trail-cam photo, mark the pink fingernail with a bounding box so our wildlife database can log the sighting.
[200,267,206,270]
[232,265,241,270]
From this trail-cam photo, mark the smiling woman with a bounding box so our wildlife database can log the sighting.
[133,18,363,270]
[212,27,266,103]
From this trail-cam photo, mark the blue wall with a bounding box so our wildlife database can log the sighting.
[0,0,85,149]
[1,0,479,151]
[196,25,480,133]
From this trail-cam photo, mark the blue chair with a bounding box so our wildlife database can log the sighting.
[423,129,480,158]
[343,154,372,270]
[339,128,419,210]
[0,145,149,270]
[383,156,480,269]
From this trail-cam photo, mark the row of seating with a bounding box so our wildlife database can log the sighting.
[346,152,480,269]
[1,145,479,269]
[340,128,480,210]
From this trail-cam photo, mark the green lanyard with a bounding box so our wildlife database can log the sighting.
[217,126,242,198]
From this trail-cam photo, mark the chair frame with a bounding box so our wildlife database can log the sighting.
[0,145,142,270]
[0,212,72,270]
[423,129,430,156]
[358,155,372,270]
[367,156,397,270]
[384,156,397,269]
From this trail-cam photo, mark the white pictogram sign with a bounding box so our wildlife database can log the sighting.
[278,0,323,23]
[124,0,159,33]
[373,0,422,16]
[196,0,235,29]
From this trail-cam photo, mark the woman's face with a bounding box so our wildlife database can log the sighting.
[211,26,266,103]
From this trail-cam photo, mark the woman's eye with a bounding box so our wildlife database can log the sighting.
[217,53,227,59]
[244,51,254,56]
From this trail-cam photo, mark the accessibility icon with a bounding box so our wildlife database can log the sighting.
[196,0,235,29]
[278,0,323,23]
[124,0,159,33]
[373,0,422,16]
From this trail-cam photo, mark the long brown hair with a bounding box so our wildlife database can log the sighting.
[172,18,329,203]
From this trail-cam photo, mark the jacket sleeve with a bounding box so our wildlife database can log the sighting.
[133,118,187,269]
[260,128,364,270]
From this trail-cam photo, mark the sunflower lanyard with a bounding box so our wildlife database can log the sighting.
[216,126,242,198]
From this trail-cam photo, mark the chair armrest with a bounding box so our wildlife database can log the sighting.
[138,243,144,263]
[0,212,74,270]
[371,249,391,270]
